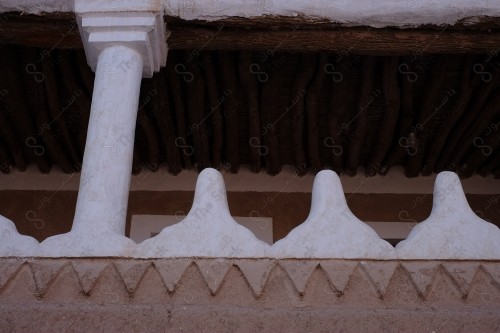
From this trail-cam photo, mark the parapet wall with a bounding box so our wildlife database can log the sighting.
[0,258,499,332]
[3,170,500,259]
[1,169,499,331]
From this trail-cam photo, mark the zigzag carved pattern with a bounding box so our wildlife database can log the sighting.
[0,259,499,306]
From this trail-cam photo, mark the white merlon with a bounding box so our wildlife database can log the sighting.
[271,170,397,259]
[0,215,39,257]
[134,168,270,258]
[396,171,500,259]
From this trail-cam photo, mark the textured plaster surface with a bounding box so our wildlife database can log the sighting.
[0,258,499,332]
[0,216,38,257]
[164,0,500,27]
[37,45,143,257]
[134,168,270,258]
[1,0,499,28]
[0,0,73,14]
[272,170,397,259]
[396,172,500,259]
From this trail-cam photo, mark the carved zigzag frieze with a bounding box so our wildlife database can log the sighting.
[0,259,499,306]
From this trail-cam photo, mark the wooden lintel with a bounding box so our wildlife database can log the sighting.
[0,13,81,49]
[168,27,500,55]
[0,12,500,54]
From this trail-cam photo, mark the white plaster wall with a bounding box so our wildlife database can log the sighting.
[1,0,499,28]
[165,0,500,27]
[0,0,73,14]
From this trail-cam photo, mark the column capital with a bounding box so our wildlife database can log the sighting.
[75,0,167,78]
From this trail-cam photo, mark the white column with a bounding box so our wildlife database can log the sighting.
[71,45,143,235]
[39,1,167,256]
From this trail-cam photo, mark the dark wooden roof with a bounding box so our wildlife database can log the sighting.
[0,12,499,178]
[0,44,499,178]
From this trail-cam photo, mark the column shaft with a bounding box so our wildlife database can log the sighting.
[71,45,143,235]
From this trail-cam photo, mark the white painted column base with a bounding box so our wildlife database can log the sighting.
[39,231,136,257]
[0,215,39,257]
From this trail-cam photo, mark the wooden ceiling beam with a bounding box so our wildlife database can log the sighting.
[169,27,500,55]
[150,70,182,175]
[58,50,90,161]
[239,51,262,173]
[259,55,284,176]
[184,52,210,171]
[290,53,316,176]
[306,53,328,173]
[34,50,76,173]
[0,46,50,172]
[218,51,240,173]
[165,53,192,170]
[0,137,12,173]
[201,51,224,170]
[41,51,82,167]
[345,56,375,176]
[327,56,357,175]
[436,69,500,171]
[405,56,452,177]
[366,56,400,177]
[422,55,479,175]
[1,13,500,53]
